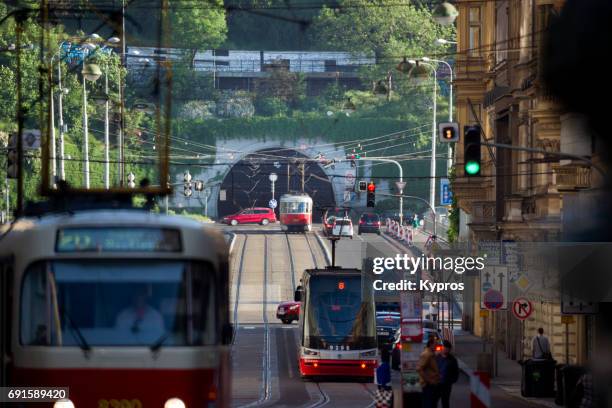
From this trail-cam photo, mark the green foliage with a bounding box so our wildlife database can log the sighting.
[170,0,227,51]
[254,97,290,117]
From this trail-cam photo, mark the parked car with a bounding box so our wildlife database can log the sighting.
[222,208,277,226]
[358,212,382,234]
[276,301,300,324]
[331,217,354,238]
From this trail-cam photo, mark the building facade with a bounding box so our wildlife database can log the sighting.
[453,0,594,365]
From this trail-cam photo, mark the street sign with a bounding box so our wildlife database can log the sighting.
[561,315,575,324]
[511,297,533,321]
[395,181,406,193]
[269,173,278,182]
[479,310,489,318]
[480,266,508,310]
[440,178,452,206]
[483,289,504,310]
[269,199,277,209]
[219,189,227,201]
[561,298,598,315]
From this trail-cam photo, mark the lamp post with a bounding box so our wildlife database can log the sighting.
[81,61,102,189]
[422,57,454,173]
[408,60,438,224]
[436,38,457,45]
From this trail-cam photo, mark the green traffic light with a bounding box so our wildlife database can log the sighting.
[465,161,480,175]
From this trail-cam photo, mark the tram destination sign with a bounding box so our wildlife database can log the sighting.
[56,227,182,253]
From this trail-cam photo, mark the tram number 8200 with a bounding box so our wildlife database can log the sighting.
[98,399,143,408]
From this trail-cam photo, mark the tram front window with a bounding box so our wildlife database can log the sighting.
[21,260,216,347]
[304,276,375,350]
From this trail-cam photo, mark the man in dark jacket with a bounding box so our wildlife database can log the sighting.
[435,340,459,408]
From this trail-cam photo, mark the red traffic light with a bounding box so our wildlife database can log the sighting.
[367,182,376,192]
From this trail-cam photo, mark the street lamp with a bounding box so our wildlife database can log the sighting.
[436,38,457,45]
[433,2,459,26]
[81,62,102,189]
[269,172,278,202]
[420,57,454,174]
[404,60,438,223]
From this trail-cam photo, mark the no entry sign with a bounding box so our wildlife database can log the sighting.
[483,289,504,310]
[512,297,533,320]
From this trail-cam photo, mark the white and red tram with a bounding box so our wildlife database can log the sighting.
[279,193,313,233]
[294,268,377,379]
[0,209,231,408]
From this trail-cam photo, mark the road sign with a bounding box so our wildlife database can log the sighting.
[219,189,227,201]
[395,181,406,193]
[269,173,278,182]
[561,298,598,315]
[479,310,489,318]
[483,289,504,310]
[440,178,453,205]
[269,199,277,209]
[480,266,508,310]
[511,297,533,320]
[561,315,575,324]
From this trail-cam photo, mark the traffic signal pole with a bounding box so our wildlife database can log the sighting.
[356,157,404,225]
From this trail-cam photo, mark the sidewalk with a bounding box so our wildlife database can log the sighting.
[453,330,557,408]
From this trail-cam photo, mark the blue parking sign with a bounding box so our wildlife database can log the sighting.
[440,178,453,206]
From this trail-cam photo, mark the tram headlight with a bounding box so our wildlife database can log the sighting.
[164,398,186,408]
[53,399,75,408]
[359,350,377,358]
[303,348,319,356]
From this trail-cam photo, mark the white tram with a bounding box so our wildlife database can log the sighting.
[0,210,231,408]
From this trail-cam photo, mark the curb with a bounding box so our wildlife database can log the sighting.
[228,232,237,255]
[313,230,332,266]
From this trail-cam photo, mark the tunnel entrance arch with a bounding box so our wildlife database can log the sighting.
[217,147,336,221]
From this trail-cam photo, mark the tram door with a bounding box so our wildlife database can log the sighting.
[0,258,12,387]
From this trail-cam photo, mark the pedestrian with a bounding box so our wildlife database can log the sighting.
[436,340,459,408]
[413,213,419,228]
[417,336,440,408]
[374,348,393,408]
[532,327,552,359]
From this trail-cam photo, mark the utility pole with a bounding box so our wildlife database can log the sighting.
[82,74,90,189]
[57,60,66,181]
[301,161,305,192]
[429,67,437,223]
[15,14,24,215]
[104,62,110,189]
[118,0,126,186]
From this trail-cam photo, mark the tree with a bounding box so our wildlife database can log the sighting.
[169,0,228,66]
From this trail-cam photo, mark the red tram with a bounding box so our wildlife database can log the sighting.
[294,268,377,379]
[279,193,313,233]
[0,210,231,408]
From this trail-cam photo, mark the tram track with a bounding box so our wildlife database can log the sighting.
[238,234,272,408]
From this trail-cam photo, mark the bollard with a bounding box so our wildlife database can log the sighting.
[470,371,491,408]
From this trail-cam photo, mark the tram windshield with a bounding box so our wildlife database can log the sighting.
[21,260,216,347]
[281,201,310,214]
[303,275,375,350]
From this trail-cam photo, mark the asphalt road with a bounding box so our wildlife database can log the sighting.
[224,222,543,407]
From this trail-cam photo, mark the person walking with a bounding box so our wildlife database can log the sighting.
[417,336,441,408]
[532,327,552,359]
[374,348,393,408]
[436,340,459,408]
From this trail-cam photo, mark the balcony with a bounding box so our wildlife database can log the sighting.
[553,164,591,191]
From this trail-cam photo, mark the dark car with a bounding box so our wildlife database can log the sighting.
[358,213,382,234]
[376,311,401,346]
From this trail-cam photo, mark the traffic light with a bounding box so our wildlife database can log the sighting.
[184,170,193,197]
[463,125,481,176]
[439,122,459,143]
[358,181,367,192]
[366,181,376,207]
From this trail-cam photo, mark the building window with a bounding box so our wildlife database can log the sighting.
[496,1,509,64]
[468,7,481,56]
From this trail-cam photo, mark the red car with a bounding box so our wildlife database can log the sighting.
[276,301,300,324]
[222,208,277,226]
